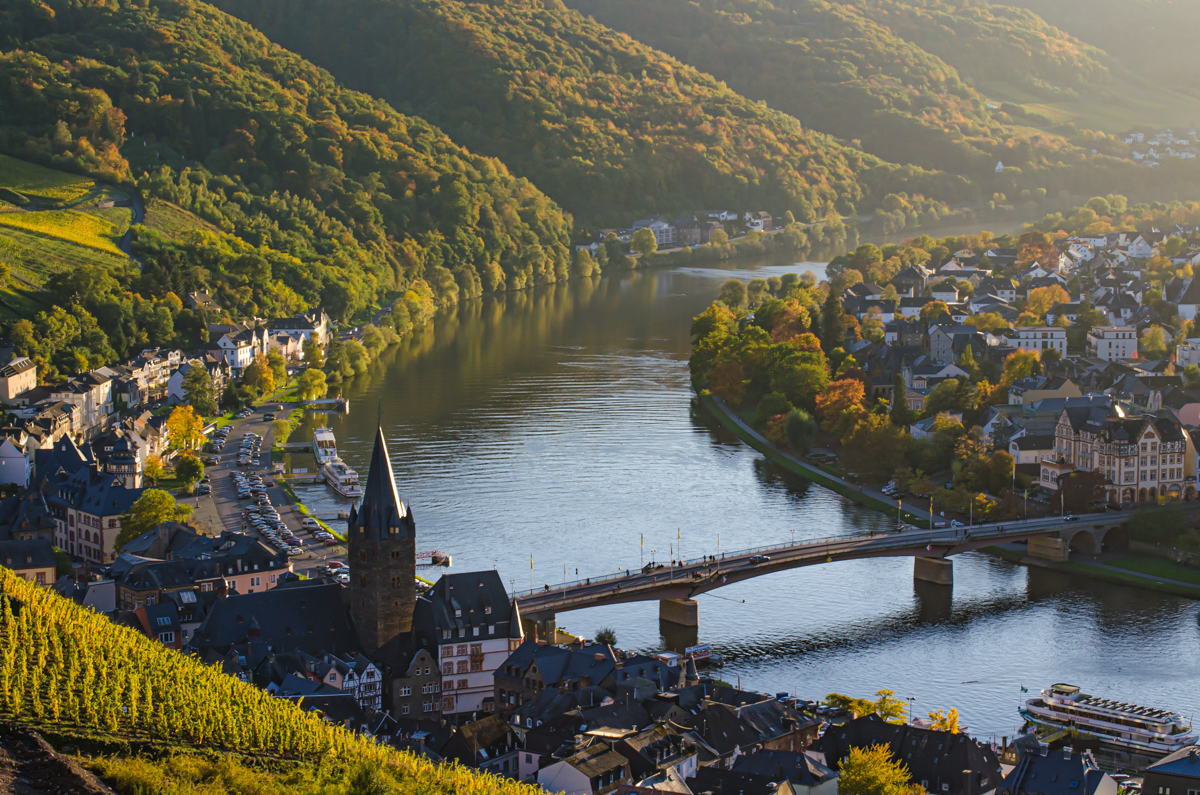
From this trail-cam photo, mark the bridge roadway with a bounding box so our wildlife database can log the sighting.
[514,513,1126,632]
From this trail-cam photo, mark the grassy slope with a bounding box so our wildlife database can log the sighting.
[0,154,94,204]
[141,199,221,239]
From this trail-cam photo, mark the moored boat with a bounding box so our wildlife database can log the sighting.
[1020,683,1196,759]
[312,427,337,464]
[322,456,363,498]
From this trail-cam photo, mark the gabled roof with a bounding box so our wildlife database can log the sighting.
[1146,745,1200,779]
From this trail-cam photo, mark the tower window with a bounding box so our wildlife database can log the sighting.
[391,551,401,560]
[359,576,367,587]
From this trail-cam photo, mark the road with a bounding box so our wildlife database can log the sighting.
[515,512,1129,617]
[201,405,347,577]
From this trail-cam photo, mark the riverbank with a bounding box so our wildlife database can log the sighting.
[699,388,1200,599]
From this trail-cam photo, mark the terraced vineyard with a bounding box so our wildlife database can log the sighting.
[0,155,95,206]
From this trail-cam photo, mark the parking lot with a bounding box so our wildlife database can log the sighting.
[201,405,350,580]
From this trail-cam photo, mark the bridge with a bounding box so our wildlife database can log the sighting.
[514,514,1130,637]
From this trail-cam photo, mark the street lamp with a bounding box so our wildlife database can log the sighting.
[907,696,916,724]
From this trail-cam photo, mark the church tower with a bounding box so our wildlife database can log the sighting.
[348,427,417,653]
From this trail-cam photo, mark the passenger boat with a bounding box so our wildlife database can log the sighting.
[322,457,362,498]
[1020,683,1197,758]
[312,427,337,464]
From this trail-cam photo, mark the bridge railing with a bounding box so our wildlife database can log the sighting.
[512,515,1100,602]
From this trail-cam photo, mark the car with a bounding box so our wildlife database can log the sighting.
[277,405,284,411]
[327,561,348,571]
[264,413,276,421]
[1106,503,1124,511]
[1063,515,1078,521]
[933,521,948,528]
[335,572,350,584]
[950,520,964,527]
[748,555,771,564]
[323,539,338,546]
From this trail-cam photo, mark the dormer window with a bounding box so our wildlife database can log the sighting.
[484,606,492,615]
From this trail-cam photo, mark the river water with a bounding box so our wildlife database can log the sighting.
[288,253,1200,741]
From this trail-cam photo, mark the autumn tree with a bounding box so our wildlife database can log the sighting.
[630,227,658,257]
[166,405,206,452]
[825,690,908,724]
[302,337,325,368]
[1025,285,1071,319]
[1141,326,1168,360]
[242,353,275,395]
[840,414,908,480]
[815,378,866,439]
[928,708,960,733]
[143,454,165,486]
[266,349,288,386]
[919,301,950,324]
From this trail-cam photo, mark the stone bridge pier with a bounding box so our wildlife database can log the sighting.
[913,556,953,585]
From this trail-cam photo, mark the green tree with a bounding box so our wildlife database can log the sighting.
[595,627,617,646]
[174,454,205,490]
[1141,326,1168,360]
[890,374,912,426]
[784,408,818,454]
[630,228,658,257]
[302,337,325,368]
[297,368,328,400]
[821,289,846,356]
[116,489,191,549]
[266,349,288,386]
[755,391,794,429]
[1184,365,1200,391]
[718,279,748,309]
[143,454,165,486]
[182,365,218,416]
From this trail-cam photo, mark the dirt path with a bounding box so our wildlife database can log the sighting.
[0,730,115,794]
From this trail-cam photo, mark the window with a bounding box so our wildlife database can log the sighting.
[158,632,175,644]
[456,644,468,656]
[458,679,468,690]
[400,687,411,696]
[250,576,261,588]
[156,616,171,627]
[424,702,434,713]
[470,644,482,655]
[489,624,496,635]
[401,705,410,715]
[457,660,468,674]
[484,605,492,615]
[473,626,480,636]
[442,663,454,675]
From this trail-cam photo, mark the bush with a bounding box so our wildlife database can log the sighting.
[785,409,818,453]
[755,391,794,429]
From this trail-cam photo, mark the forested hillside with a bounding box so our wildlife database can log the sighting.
[0,0,572,329]
[853,0,1112,100]
[211,0,971,226]
[560,0,1154,196]
[998,0,1200,102]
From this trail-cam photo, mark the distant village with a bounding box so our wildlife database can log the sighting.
[583,209,779,253]
[1121,128,1200,168]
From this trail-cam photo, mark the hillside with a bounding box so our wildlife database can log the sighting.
[0,0,572,324]
[0,567,534,794]
[208,0,972,226]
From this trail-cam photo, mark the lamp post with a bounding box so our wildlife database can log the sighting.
[907,696,916,724]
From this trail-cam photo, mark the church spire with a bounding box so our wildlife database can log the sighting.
[348,426,414,539]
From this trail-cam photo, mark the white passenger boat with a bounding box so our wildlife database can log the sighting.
[312,427,337,464]
[322,456,362,498]
[1021,683,1197,758]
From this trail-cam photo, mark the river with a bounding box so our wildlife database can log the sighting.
[286,252,1200,741]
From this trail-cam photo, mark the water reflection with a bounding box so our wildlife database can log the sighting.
[287,253,1200,738]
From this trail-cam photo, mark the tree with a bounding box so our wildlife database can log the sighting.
[755,391,794,429]
[1000,350,1041,387]
[718,279,747,309]
[772,359,829,411]
[919,301,950,324]
[840,414,908,480]
[816,379,866,438]
[1141,326,1168,360]
[708,228,729,246]
[927,708,960,733]
[964,313,1009,333]
[861,307,885,343]
[924,379,966,417]
[825,690,907,724]
[175,453,205,490]
[595,627,617,646]
[1185,365,1200,391]
[785,409,818,454]
[1062,471,1107,513]
[273,419,293,444]
[182,365,217,416]
[116,489,191,549]
[242,353,275,395]
[1025,285,1071,319]
[166,405,206,452]
[266,349,288,386]
[143,454,165,486]
[297,368,328,401]
[630,228,658,257]
[302,337,325,368]
[821,289,846,355]
[954,428,989,463]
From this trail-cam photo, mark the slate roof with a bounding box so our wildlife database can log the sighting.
[348,427,415,540]
[49,465,144,519]
[0,538,56,571]
[414,569,513,643]
[1147,745,1200,779]
[191,581,359,656]
[732,749,837,786]
[998,749,1112,795]
[687,766,776,795]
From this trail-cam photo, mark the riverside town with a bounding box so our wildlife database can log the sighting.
[2,1,1200,793]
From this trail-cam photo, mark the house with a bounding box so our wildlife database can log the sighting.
[0,357,36,403]
[816,714,1000,795]
[135,601,184,649]
[931,283,959,303]
[538,741,633,795]
[49,463,145,565]
[632,216,676,247]
[1177,338,1200,368]
[928,326,987,365]
[1087,326,1137,361]
[1143,745,1200,795]
[269,310,331,349]
[1004,328,1067,358]
[167,357,230,404]
[996,747,1117,795]
[1163,276,1200,321]
[190,579,361,656]
[910,413,962,441]
[415,569,523,717]
[1127,233,1163,259]
[495,640,618,711]
[731,750,838,795]
[1009,434,1057,465]
[0,538,56,586]
[671,215,704,247]
[186,291,220,313]
[0,436,29,487]
[48,371,114,436]
[211,330,256,374]
[1007,377,1082,408]
[744,211,773,232]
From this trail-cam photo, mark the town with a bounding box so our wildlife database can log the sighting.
[5,207,1200,792]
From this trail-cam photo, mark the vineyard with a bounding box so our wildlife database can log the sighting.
[0,209,128,256]
[0,568,539,794]
[0,154,95,205]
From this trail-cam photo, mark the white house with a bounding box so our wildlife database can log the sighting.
[1127,234,1161,259]
[213,332,255,374]
[48,372,113,436]
[632,216,676,247]
[269,310,330,349]
[1004,327,1067,357]
[0,437,30,486]
[1087,326,1137,362]
[0,357,37,403]
[1177,338,1200,368]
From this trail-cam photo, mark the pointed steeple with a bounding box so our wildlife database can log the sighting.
[348,426,414,540]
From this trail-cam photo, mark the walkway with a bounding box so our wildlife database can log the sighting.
[708,395,932,521]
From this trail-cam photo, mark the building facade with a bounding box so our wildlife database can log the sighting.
[1005,327,1067,357]
[1087,326,1137,361]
